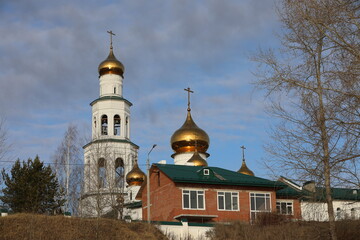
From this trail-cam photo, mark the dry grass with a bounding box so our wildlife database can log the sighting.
[0,213,167,240]
[208,219,360,240]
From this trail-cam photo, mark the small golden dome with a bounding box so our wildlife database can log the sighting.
[238,160,254,176]
[187,150,208,166]
[126,161,146,186]
[98,48,124,77]
[171,111,209,154]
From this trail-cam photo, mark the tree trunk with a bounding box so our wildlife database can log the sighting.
[315,35,337,240]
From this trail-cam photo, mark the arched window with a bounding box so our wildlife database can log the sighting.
[101,115,108,135]
[115,158,124,188]
[98,158,107,188]
[351,208,355,220]
[336,208,341,220]
[125,117,129,138]
[114,115,121,136]
[86,157,91,191]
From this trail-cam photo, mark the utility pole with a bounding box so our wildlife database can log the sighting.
[147,144,157,223]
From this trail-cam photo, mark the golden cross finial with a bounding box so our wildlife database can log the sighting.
[107,30,116,50]
[241,145,246,162]
[184,87,194,112]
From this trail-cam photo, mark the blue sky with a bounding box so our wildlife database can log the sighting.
[0,0,282,178]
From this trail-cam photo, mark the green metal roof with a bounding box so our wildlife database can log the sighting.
[124,201,142,209]
[331,188,360,200]
[301,187,360,201]
[154,164,285,188]
[276,183,360,201]
[276,186,303,198]
[90,96,133,106]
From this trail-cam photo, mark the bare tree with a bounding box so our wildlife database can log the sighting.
[253,1,360,239]
[0,118,11,162]
[79,136,131,220]
[53,124,83,216]
[0,118,12,186]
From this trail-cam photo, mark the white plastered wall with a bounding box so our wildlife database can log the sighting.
[301,200,360,221]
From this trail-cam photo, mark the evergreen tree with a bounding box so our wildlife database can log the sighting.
[0,156,65,214]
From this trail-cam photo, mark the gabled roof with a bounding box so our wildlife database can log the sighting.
[276,186,303,198]
[154,164,285,188]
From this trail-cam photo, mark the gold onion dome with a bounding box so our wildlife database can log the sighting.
[238,160,254,176]
[98,47,124,77]
[171,110,210,154]
[126,161,146,186]
[187,150,208,167]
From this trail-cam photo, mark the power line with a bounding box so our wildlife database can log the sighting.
[0,160,148,167]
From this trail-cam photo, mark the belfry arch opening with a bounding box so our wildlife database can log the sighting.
[125,117,129,138]
[101,115,108,135]
[114,115,121,136]
[98,158,107,188]
[115,158,124,188]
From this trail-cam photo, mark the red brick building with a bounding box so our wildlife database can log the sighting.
[131,89,304,224]
[138,164,302,223]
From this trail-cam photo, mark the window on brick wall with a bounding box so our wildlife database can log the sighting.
[276,201,293,215]
[218,192,239,211]
[182,190,205,210]
[250,193,271,220]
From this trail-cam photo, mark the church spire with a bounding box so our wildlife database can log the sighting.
[187,140,208,166]
[238,146,254,176]
[171,88,210,155]
[98,30,124,77]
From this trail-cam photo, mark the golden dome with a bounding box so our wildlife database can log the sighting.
[126,161,146,186]
[238,160,254,176]
[98,48,124,77]
[171,110,209,154]
[187,150,208,167]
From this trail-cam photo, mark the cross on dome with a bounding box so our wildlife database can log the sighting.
[241,145,246,162]
[184,87,194,112]
[107,30,116,50]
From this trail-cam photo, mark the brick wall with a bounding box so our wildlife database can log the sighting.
[142,166,294,222]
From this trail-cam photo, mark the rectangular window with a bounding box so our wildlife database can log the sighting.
[182,190,205,210]
[250,193,271,220]
[218,192,239,211]
[276,201,293,215]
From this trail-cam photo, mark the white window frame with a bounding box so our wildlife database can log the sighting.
[203,169,210,175]
[276,200,293,215]
[217,191,239,211]
[182,189,205,210]
[250,192,271,220]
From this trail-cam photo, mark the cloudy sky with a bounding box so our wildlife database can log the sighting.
[0,0,282,178]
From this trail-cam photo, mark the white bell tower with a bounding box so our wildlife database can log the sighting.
[81,31,138,218]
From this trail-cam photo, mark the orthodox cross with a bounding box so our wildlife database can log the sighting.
[107,30,116,49]
[241,145,246,162]
[184,87,194,111]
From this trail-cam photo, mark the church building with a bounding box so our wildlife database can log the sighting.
[80,35,359,234]
[136,94,299,223]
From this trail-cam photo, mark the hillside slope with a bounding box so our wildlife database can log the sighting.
[0,214,167,240]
